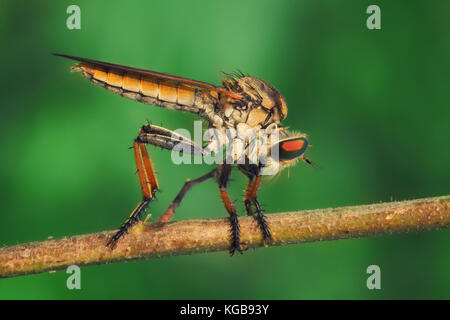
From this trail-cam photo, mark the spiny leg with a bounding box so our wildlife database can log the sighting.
[241,166,274,245]
[138,123,216,223]
[218,164,242,255]
[244,177,255,216]
[107,131,159,249]
[106,199,149,249]
[156,168,217,223]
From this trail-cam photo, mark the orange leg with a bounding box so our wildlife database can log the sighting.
[107,131,159,249]
[217,165,243,255]
[244,173,273,244]
[244,178,255,216]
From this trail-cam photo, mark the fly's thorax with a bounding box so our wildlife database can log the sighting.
[220,76,288,129]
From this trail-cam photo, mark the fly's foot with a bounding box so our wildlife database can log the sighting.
[106,214,140,250]
[229,213,243,256]
[106,230,123,250]
[106,200,148,250]
[255,213,274,246]
[253,200,274,245]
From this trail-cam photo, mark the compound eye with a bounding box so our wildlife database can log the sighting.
[276,137,309,161]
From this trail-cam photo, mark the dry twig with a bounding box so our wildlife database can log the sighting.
[1,195,449,278]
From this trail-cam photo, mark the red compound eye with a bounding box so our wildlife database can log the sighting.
[275,137,309,161]
[281,139,305,152]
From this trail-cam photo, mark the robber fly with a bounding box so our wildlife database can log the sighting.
[54,53,312,255]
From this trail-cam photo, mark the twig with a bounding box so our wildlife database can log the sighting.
[1,195,449,278]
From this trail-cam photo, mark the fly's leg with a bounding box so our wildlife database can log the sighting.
[106,129,159,249]
[250,176,273,244]
[244,177,255,216]
[242,168,273,245]
[156,169,217,223]
[217,164,243,255]
[137,124,215,223]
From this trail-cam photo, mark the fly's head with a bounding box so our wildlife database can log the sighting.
[261,128,312,174]
[221,75,288,129]
[219,73,311,174]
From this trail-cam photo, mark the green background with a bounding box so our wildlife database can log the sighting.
[0,0,449,299]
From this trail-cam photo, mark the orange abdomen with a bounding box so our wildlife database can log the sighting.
[75,63,197,108]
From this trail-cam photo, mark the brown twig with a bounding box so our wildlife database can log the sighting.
[1,195,449,278]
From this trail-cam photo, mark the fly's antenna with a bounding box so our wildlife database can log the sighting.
[301,155,321,171]
[301,155,312,165]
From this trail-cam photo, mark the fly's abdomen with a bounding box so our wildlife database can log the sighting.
[74,63,201,114]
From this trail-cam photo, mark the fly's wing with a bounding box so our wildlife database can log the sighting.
[54,53,243,120]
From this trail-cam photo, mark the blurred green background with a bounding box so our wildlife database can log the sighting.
[0,0,449,299]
